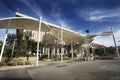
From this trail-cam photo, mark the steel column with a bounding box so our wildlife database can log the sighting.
[0,19,10,62]
[36,16,42,65]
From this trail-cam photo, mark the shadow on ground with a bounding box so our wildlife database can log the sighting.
[0,77,32,80]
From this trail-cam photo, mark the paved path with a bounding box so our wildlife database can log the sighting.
[0,60,120,80]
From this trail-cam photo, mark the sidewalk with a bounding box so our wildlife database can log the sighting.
[0,65,35,71]
[0,60,73,71]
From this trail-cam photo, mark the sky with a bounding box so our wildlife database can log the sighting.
[0,0,120,47]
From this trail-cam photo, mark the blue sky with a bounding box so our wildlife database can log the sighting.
[0,0,120,46]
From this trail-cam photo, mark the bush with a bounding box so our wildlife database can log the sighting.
[17,61,25,65]
[63,55,70,60]
[27,54,36,57]
[25,61,31,65]
[53,55,60,61]
[6,58,32,66]
[7,61,17,66]
[0,62,5,67]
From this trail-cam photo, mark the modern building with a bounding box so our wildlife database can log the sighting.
[0,12,105,64]
[15,12,86,55]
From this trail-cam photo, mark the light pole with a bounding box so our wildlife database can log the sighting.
[102,43,106,55]
[85,29,90,60]
[103,46,106,55]
[71,40,74,60]
[36,16,42,66]
[110,26,120,60]
[60,26,63,63]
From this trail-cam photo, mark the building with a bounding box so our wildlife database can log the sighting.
[0,12,105,64]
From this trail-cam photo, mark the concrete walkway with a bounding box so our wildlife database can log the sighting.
[0,60,120,80]
[0,60,73,71]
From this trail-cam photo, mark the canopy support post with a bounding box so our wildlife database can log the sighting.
[36,16,42,66]
[0,19,10,62]
[11,39,16,58]
[110,26,120,60]
[48,48,50,61]
[60,27,63,63]
[71,41,74,60]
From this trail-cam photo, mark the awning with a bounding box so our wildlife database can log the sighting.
[98,31,113,36]
[15,12,84,44]
[91,43,105,48]
[43,21,84,44]
[42,33,61,44]
[83,35,97,39]
[0,17,50,32]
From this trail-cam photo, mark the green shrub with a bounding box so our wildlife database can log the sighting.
[16,59,25,65]
[63,55,70,60]
[17,61,24,65]
[7,61,17,66]
[53,55,60,61]
[28,54,36,57]
[0,62,5,67]
[25,61,31,65]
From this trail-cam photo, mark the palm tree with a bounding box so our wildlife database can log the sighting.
[85,29,90,59]
[85,29,90,35]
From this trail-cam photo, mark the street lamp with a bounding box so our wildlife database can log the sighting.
[11,39,17,58]
[85,29,90,60]
[109,26,120,60]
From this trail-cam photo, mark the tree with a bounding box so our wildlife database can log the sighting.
[16,29,24,56]
[85,29,90,35]
[23,31,32,61]
[16,29,37,57]
[106,46,115,55]
[23,31,32,51]
[3,34,16,58]
[6,34,16,46]
[16,29,23,48]
[95,48,104,56]
[0,40,3,52]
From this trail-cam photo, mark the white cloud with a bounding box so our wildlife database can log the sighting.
[56,15,70,29]
[89,9,120,21]
[76,8,120,22]
[93,29,120,47]
[89,15,106,21]
[20,0,71,30]
[48,3,72,30]
[77,30,85,36]
[20,0,43,17]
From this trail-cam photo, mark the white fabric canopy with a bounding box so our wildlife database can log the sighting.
[41,21,84,44]
[91,43,105,48]
[15,12,84,44]
[98,31,113,36]
[0,17,50,32]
